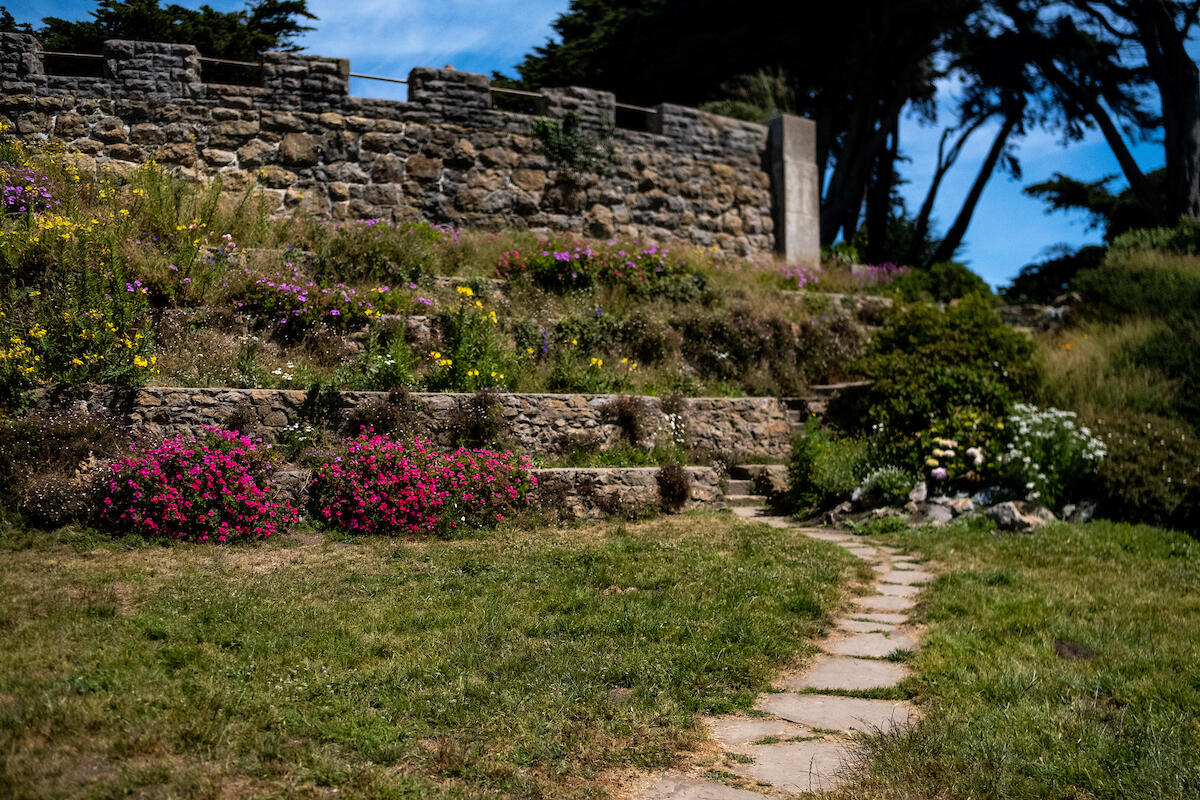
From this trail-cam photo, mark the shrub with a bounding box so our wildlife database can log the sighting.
[656,462,691,512]
[426,287,521,392]
[314,217,460,283]
[446,389,507,448]
[857,466,917,507]
[885,261,993,304]
[851,296,1041,469]
[0,407,133,527]
[785,419,871,511]
[1091,413,1200,532]
[341,389,421,439]
[100,428,297,542]
[309,433,536,535]
[602,395,649,446]
[530,111,613,177]
[1002,245,1105,304]
[1074,250,1200,323]
[1108,215,1200,256]
[995,404,1106,508]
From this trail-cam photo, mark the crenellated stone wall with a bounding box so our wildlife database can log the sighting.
[1,33,818,260]
[54,386,793,460]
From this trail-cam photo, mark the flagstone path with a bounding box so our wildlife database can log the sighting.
[630,508,931,798]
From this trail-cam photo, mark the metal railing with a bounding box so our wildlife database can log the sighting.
[31,48,663,122]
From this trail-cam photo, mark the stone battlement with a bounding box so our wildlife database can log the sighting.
[1,33,818,260]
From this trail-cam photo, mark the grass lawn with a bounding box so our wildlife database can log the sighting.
[837,518,1200,800]
[0,513,849,800]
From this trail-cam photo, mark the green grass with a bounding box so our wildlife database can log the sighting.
[0,513,849,800]
[836,518,1200,800]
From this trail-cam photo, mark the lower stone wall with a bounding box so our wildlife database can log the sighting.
[271,465,723,520]
[56,386,792,460]
[533,467,722,519]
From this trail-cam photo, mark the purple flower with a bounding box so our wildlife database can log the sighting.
[931,467,948,480]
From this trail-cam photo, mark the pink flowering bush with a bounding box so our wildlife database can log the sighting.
[100,427,298,542]
[309,432,537,535]
[495,236,702,299]
[234,261,404,338]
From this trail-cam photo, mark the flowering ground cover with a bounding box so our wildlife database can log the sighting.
[0,513,849,800]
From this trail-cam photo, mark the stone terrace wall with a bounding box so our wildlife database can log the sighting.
[1,33,819,258]
[59,387,793,460]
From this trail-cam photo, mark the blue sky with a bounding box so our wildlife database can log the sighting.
[10,0,1176,287]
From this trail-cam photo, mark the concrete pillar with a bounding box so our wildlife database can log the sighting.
[768,114,820,266]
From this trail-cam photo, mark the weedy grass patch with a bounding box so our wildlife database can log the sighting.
[835,518,1200,800]
[0,512,849,800]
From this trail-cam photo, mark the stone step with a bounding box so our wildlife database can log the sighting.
[759,693,914,734]
[641,775,770,799]
[724,493,767,507]
[725,478,754,494]
[722,741,854,794]
[782,655,910,691]
[823,631,917,658]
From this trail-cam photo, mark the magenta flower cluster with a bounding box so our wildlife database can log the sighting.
[495,237,689,293]
[2,164,60,214]
[235,262,394,331]
[100,427,298,542]
[855,262,908,287]
[310,432,537,535]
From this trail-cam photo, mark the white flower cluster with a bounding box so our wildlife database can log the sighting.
[1000,403,1106,503]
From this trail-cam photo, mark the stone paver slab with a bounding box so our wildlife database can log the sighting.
[796,528,856,542]
[707,717,811,747]
[875,568,934,585]
[850,611,909,625]
[824,632,917,658]
[641,775,769,799]
[854,594,916,612]
[783,655,910,691]
[845,548,879,560]
[759,693,913,733]
[835,617,898,634]
[877,583,920,597]
[726,741,855,794]
[888,559,921,569]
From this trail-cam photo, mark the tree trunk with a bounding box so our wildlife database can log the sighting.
[1135,1,1200,219]
[865,115,899,264]
[930,112,1019,264]
[906,117,987,265]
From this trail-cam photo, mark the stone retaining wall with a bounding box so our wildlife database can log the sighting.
[1,33,819,260]
[272,465,724,520]
[55,386,793,460]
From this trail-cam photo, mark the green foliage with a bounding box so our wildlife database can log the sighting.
[885,261,993,304]
[1024,169,1168,242]
[655,462,691,511]
[1076,248,1200,323]
[1091,413,1200,532]
[1002,244,1105,304]
[851,296,1041,469]
[314,218,457,284]
[785,419,871,512]
[857,466,917,507]
[0,407,131,527]
[1108,214,1200,257]
[33,0,316,61]
[996,404,1106,508]
[530,112,613,177]
[821,242,860,267]
[426,293,521,392]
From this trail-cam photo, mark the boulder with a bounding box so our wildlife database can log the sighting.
[986,501,1056,532]
[908,481,927,503]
